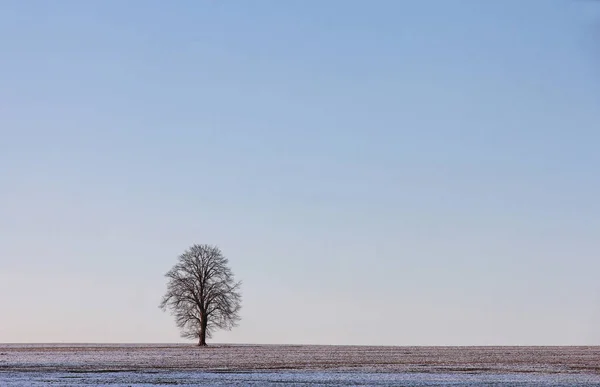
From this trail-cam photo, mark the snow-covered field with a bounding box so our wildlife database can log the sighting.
[1,344,599,386]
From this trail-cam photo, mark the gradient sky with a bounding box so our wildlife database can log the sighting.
[2,0,600,346]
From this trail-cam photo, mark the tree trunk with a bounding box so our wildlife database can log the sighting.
[198,315,208,346]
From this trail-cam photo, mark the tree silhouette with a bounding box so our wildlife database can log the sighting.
[160,244,242,346]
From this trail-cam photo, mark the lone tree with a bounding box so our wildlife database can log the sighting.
[160,244,242,346]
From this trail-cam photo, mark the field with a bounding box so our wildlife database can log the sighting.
[1,344,600,386]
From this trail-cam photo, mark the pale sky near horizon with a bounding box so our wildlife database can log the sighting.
[2,0,600,346]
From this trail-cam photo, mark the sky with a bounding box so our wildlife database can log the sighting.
[1,0,600,346]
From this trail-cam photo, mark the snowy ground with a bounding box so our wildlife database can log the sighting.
[1,345,599,386]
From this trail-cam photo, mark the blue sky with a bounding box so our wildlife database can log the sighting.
[1,0,600,345]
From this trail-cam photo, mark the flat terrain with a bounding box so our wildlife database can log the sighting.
[1,344,600,386]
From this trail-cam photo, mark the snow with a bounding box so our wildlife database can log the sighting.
[1,344,599,386]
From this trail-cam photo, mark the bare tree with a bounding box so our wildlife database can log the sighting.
[160,244,242,346]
